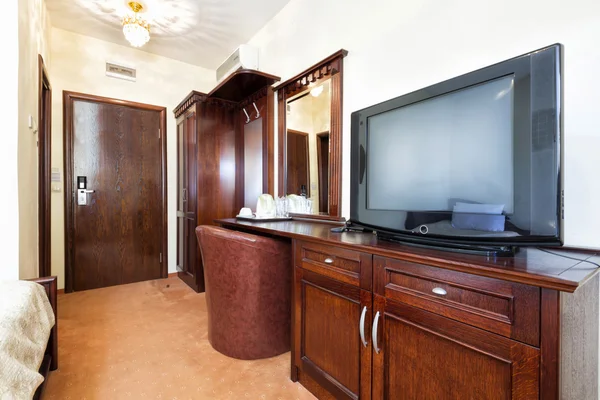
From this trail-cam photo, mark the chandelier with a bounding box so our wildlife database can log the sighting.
[122,2,150,48]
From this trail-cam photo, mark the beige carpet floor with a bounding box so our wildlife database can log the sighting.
[44,276,315,400]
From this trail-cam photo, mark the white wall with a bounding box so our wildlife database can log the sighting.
[250,0,600,250]
[50,28,216,289]
[16,0,52,280]
[0,0,20,281]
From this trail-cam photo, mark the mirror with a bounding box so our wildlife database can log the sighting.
[285,80,331,214]
[275,49,347,220]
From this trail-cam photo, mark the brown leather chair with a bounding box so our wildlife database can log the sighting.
[195,225,292,360]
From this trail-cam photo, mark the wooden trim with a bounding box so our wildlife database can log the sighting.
[216,218,596,292]
[277,93,286,198]
[235,107,245,211]
[267,88,275,196]
[65,91,167,112]
[329,71,343,217]
[160,108,168,279]
[173,91,207,118]
[540,288,560,400]
[316,131,329,213]
[260,92,270,195]
[209,69,280,99]
[63,91,168,292]
[273,50,349,93]
[38,55,52,278]
[276,50,347,220]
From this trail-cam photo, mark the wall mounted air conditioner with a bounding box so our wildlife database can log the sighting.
[216,44,259,83]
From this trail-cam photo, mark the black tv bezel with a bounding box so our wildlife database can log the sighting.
[350,44,564,248]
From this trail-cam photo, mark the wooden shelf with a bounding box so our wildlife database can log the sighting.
[208,69,280,103]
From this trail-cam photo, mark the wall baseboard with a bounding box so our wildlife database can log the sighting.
[57,273,179,295]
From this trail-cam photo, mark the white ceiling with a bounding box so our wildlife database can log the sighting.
[45,0,291,70]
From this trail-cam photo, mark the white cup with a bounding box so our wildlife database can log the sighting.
[239,207,253,216]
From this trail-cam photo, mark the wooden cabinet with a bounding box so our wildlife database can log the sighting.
[293,241,373,400]
[174,96,236,292]
[373,256,540,346]
[174,71,280,292]
[371,295,539,399]
[176,112,201,292]
[287,238,598,400]
[294,268,372,400]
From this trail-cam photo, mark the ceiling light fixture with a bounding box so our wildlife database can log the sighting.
[122,2,150,48]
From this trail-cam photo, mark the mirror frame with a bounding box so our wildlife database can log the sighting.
[274,49,348,220]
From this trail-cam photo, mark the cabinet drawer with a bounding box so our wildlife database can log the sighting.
[298,241,372,290]
[374,256,540,346]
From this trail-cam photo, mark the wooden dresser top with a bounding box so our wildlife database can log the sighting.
[216,218,599,293]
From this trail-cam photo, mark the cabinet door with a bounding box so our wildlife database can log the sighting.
[176,112,202,292]
[371,295,539,400]
[294,267,372,400]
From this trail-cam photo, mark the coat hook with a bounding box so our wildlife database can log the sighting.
[252,102,260,119]
[242,107,250,123]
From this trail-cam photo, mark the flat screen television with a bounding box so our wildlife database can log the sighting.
[350,44,563,255]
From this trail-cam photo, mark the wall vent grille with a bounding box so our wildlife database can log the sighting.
[106,62,136,81]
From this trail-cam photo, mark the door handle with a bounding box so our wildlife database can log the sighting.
[359,306,368,347]
[372,311,381,354]
[77,189,95,206]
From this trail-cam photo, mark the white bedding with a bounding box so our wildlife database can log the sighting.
[0,281,55,400]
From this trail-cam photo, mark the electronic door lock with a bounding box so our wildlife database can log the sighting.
[77,189,95,206]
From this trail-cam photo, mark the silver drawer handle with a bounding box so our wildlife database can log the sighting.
[324,258,334,264]
[432,287,447,296]
[359,306,368,347]
[372,311,381,354]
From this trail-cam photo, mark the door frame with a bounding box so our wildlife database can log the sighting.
[63,91,168,293]
[285,129,310,196]
[316,131,329,214]
[38,55,52,278]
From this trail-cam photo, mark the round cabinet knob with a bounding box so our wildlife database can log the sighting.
[324,258,334,264]
[432,287,447,296]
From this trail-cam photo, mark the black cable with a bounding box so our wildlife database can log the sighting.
[536,247,600,268]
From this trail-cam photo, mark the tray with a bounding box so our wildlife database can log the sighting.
[235,215,292,222]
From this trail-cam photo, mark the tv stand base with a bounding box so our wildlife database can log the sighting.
[377,232,518,257]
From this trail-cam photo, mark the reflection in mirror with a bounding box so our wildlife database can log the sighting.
[285,80,331,215]
[244,118,263,208]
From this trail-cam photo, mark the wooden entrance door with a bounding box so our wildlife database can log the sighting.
[64,92,167,292]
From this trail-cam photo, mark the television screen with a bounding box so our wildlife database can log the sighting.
[367,75,515,213]
[350,44,563,248]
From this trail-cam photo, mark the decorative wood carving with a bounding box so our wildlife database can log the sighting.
[274,50,348,99]
[173,91,207,118]
[276,49,348,221]
[239,86,268,109]
[174,91,240,118]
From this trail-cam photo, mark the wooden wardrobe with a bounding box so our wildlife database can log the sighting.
[173,70,279,292]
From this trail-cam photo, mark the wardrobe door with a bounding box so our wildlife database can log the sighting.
[177,111,202,292]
